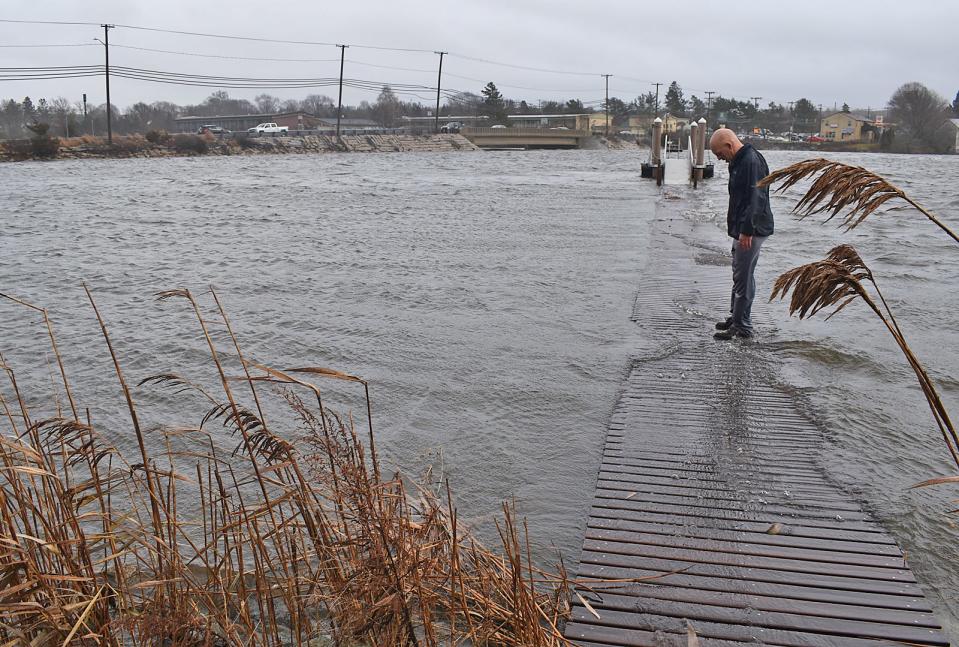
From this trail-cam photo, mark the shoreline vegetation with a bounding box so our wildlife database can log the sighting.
[0,132,649,162]
[0,130,921,163]
[0,287,591,646]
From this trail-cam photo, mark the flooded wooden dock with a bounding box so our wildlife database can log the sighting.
[564,206,948,646]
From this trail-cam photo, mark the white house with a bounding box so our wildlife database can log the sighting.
[950,119,959,153]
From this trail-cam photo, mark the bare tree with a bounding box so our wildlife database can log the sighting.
[887,82,952,153]
[300,94,335,116]
[254,93,280,114]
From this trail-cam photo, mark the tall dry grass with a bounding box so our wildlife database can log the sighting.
[762,159,959,484]
[0,287,573,646]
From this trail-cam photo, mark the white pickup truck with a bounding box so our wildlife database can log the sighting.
[248,123,288,134]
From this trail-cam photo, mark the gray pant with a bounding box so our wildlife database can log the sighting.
[729,236,766,333]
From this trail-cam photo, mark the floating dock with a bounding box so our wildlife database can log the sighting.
[564,207,948,646]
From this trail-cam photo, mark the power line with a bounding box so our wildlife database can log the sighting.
[445,52,600,77]
[0,18,435,53]
[111,44,340,63]
[0,43,95,48]
[0,19,101,26]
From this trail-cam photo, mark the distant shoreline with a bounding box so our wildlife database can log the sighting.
[4,131,938,163]
[0,132,654,162]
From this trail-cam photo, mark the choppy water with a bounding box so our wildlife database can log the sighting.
[1,149,957,636]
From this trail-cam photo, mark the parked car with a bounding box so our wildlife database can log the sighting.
[490,124,507,129]
[807,135,825,142]
[197,124,230,135]
[440,121,462,133]
[250,123,289,134]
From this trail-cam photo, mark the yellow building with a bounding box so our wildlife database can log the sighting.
[662,113,690,134]
[820,112,874,142]
[587,113,612,133]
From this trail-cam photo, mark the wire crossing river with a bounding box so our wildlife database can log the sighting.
[1,149,958,638]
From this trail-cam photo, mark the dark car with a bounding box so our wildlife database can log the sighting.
[197,124,231,135]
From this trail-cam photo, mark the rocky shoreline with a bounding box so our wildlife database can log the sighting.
[0,133,482,162]
[0,132,650,162]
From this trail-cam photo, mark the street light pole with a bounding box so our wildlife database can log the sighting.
[602,74,612,137]
[335,44,348,140]
[99,24,114,145]
[434,51,446,134]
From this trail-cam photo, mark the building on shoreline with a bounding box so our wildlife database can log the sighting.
[949,119,959,153]
[819,111,879,143]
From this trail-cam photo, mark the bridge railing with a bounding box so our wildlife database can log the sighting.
[461,127,588,137]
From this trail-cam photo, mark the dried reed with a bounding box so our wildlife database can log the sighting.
[771,244,959,469]
[0,287,574,646]
[758,158,959,244]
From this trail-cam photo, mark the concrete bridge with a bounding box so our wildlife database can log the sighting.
[460,127,589,150]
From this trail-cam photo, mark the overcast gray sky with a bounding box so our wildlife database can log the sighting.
[2,0,956,113]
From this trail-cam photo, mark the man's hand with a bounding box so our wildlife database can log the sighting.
[739,233,753,251]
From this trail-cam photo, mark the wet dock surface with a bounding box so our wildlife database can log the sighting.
[565,202,948,646]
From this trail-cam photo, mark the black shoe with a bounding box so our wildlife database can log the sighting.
[715,318,733,331]
[714,327,753,340]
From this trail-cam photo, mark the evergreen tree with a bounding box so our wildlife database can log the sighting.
[841,102,850,113]
[793,98,819,132]
[481,82,507,123]
[953,90,959,116]
[21,96,35,122]
[689,95,706,119]
[631,92,657,115]
[664,81,686,116]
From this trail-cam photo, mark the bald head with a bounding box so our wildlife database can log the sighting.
[709,128,743,162]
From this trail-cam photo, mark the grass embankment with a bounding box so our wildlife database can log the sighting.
[0,288,575,646]
[0,132,479,161]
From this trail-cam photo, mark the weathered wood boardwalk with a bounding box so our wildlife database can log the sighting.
[564,209,948,646]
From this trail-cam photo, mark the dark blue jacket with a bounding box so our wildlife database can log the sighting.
[727,143,774,238]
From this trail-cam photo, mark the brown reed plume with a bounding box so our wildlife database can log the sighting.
[758,158,959,243]
[772,244,959,469]
[0,287,576,646]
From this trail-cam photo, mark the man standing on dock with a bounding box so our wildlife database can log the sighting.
[709,128,774,340]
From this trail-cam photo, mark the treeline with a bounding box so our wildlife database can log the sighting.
[2,80,956,153]
[0,87,434,138]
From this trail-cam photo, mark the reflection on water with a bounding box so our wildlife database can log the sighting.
[1,148,958,636]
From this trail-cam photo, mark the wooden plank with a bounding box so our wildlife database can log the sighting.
[590,499,879,533]
[594,471,850,501]
[573,584,939,628]
[595,480,867,514]
[585,527,907,569]
[567,607,948,646]
[585,506,897,545]
[583,539,916,582]
[585,516,904,557]
[578,549,924,597]
[576,562,932,612]
[565,623,767,647]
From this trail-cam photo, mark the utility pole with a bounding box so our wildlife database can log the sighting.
[82,93,88,135]
[98,24,114,145]
[704,90,715,122]
[335,44,348,140]
[602,74,612,137]
[652,82,662,117]
[750,96,761,109]
[787,100,795,133]
[433,51,446,134]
